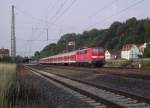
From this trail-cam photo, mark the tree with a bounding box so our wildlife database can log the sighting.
[34,18,150,58]
[144,19,150,41]
[144,43,150,58]
[34,51,40,59]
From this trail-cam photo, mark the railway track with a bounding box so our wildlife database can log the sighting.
[37,64,150,74]
[32,64,150,81]
[25,65,150,108]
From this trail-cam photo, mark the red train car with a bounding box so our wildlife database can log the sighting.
[39,47,105,66]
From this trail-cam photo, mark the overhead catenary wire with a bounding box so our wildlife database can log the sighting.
[12,1,75,56]
[30,0,70,42]
[83,0,145,30]
[14,0,77,43]
[88,0,119,19]
[15,6,48,23]
[44,0,60,21]
[14,1,61,42]
[16,37,58,42]
[48,0,69,23]
[14,6,49,42]
[50,0,77,25]
[39,0,77,38]
[34,0,67,38]
[33,0,77,42]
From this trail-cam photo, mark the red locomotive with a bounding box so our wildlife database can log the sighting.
[39,47,105,66]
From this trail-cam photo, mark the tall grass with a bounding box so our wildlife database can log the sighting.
[0,64,16,108]
[142,60,150,67]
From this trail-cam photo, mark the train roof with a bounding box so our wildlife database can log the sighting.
[40,50,77,60]
[40,47,104,60]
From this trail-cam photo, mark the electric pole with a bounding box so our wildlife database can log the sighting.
[46,28,48,41]
[11,5,16,59]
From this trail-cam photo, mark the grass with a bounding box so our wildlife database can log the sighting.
[121,60,132,67]
[106,60,132,67]
[0,63,16,108]
[142,60,150,67]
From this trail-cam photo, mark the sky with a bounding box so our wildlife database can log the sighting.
[0,0,150,57]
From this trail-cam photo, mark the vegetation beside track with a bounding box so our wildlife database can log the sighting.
[0,63,16,108]
[142,60,150,67]
[105,60,132,67]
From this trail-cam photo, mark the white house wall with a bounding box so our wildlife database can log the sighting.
[105,51,111,60]
[129,47,140,59]
[121,45,140,60]
[121,51,130,60]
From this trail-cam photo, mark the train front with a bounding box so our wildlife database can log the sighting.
[91,47,105,65]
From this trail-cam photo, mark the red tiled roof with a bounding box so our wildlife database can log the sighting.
[122,44,135,51]
[105,50,121,57]
[111,50,121,56]
[136,43,144,48]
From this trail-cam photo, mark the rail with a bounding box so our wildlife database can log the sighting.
[25,65,150,108]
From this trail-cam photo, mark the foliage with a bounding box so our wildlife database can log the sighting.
[106,60,131,67]
[121,60,132,67]
[142,60,150,67]
[143,43,150,58]
[34,51,40,60]
[35,17,150,59]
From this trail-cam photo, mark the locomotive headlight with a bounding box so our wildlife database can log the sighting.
[91,56,104,58]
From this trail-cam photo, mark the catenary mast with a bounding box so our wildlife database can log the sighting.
[11,5,16,58]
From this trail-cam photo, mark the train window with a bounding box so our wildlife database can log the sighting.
[80,50,87,54]
[93,48,104,54]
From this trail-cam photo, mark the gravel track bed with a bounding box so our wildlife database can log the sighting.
[30,65,150,100]
[11,65,95,108]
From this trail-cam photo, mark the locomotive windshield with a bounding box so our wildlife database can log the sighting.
[93,47,104,54]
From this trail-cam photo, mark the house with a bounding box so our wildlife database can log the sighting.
[105,50,111,60]
[0,48,9,58]
[105,50,121,60]
[121,44,140,60]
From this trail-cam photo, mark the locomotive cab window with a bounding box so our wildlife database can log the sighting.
[93,47,104,54]
[80,50,87,54]
[77,51,80,55]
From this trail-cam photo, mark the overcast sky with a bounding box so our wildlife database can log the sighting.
[1,0,150,56]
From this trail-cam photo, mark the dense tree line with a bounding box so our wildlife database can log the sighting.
[34,17,150,59]
[144,43,150,58]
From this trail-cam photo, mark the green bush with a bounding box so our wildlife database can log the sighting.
[144,44,150,58]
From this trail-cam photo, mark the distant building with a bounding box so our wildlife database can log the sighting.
[121,44,140,60]
[105,50,121,60]
[0,48,9,58]
[105,50,111,60]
